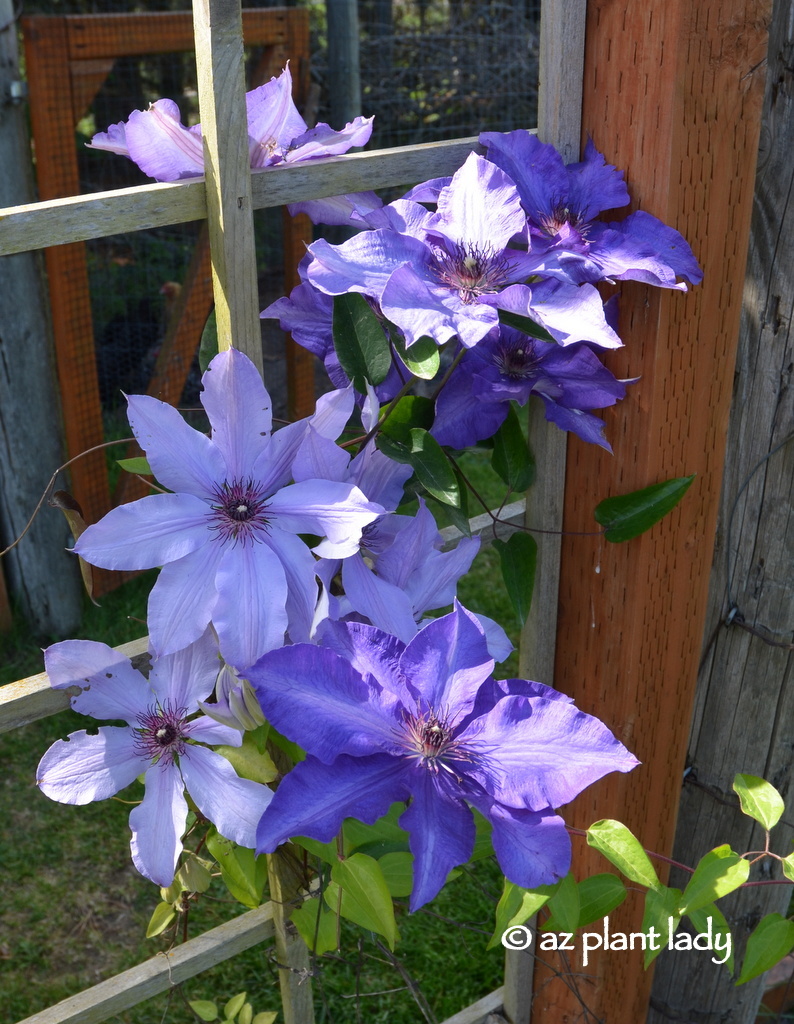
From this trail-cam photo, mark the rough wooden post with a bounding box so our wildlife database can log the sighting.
[326,0,361,129]
[530,2,772,1022]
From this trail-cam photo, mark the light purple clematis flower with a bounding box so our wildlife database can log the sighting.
[89,65,373,183]
[249,603,638,910]
[36,631,272,887]
[74,349,384,669]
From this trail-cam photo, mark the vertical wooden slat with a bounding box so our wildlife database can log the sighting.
[193,0,262,369]
[530,2,772,1023]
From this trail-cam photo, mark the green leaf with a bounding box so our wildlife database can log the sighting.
[146,901,177,939]
[293,835,339,864]
[198,307,218,372]
[687,903,734,973]
[542,872,580,933]
[252,1014,277,1024]
[733,774,785,830]
[407,429,460,506]
[493,531,537,626]
[641,886,681,967]
[292,895,339,955]
[206,830,268,909]
[492,404,535,492]
[576,874,627,929]
[117,456,152,475]
[343,804,409,855]
[392,333,441,380]
[237,1004,253,1024]
[489,878,553,950]
[189,1000,219,1022]
[215,734,278,785]
[586,819,663,891]
[782,853,794,883]
[471,808,493,861]
[180,853,213,894]
[379,396,435,446]
[378,852,413,898]
[224,993,247,1020]
[594,475,695,543]
[327,853,398,948]
[333,293,392,391]
[677,845,750,917]
[737,913,794,985]
[497,308,555,342]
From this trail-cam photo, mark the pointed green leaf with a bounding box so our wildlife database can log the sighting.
[293,834,339,864]
[488,878,553,949]
[733,774,785,830]
[328,853,398,948]
[237,1004,253,1024]
[378,852,414,898]
[224,993,247,1020]
[215,733,278,785]
[497,308,555,342]
[198,307,219,372]
[737,913,794,985]
[687,903,734,973]
[542,872,580,933]
[407,428,460,506]
[117,456,152,475]
[252,1014,277,1024]
[333,293,392,391]
[180,853,213,894]
[493,532,537,625]
[189,1000,219,1022]
[586,819,663,891]
[677,845,750,917]
[146,901,177,938]
[782,853,794,883]
[292,895,339,955]
[392,333,441,380]
[576,873,627,929]
[379,396,435,445]
[594,475,695,542]
[492,404,535,493]
[641,886,681,967]
[342,804,409,854]
[471,808,493,861]
[206,830,268,909]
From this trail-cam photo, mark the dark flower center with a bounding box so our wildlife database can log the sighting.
[400,707,475,781]
[493,339,541,381]
[208,478,271,545]
[431,242,513,304]
[135,701,188,766]
[538,200,585,238]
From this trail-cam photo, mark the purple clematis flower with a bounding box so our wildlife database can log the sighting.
[480,130,702,290]
[36,631,272,887]
[249,603,638,910]
[433,326,629,451]
[74,349,384,669]
[89,65,373,183]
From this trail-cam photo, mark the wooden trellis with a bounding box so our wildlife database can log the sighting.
[0,0,773,1021]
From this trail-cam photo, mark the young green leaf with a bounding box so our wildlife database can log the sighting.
[252,1014,277,1024]
[686,904,734,973]
[586,819,663,891]
[733,774,785,831]
[333,293,392,391]
[378,851,414,898]
[146,901,177,939]
[198,307,218,372]
[237,1003,253,1024]
[677,845,750,917]
[492,404,535,493]
[328,853,399,948]
[392,333,441,380]
[497,308,555,342]
[594,475,695,543]
[224,993,247,1020]
[493,532,537,626]
[189,1000,219,1023]
[641,886,681,967]
[736,913,794,985]
[117,456,153,475]
[379,395,435,445]
[488,878,553,949]
[576,873,627,929]
[407,428,460,506]
[541,872,580,933]
[214,733,278,785]
[292,896,339,956]
[206,830,268,909]
[781,853,794,883]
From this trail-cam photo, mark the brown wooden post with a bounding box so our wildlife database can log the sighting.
[530,2,772,1022]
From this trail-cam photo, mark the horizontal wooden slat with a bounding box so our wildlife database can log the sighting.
[438,987,505,1024]
[16,901,275,1024]
[439,498,526,551]
[0,137,484,255]
[0,635,148,734]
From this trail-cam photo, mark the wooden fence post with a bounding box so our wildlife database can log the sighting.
[530,2,772,1021]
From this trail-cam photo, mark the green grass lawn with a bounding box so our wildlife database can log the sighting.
[0,450,525,1023]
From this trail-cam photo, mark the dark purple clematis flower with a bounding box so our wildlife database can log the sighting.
[74,349,384,669]
[433,326,629,451]
[36,631,272,886]
[89,65,373,183]
[480,130,702,289]
[249,604,638,910]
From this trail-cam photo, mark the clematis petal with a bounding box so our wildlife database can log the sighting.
[201,349,272,479]
[37,727,148,804]
[264,528,319,644]
[125,100,205,182]
[292,428,351,484]
[400,771,476,911]
[494,280,623,349]
[269,480,383,557]
[146,628,220,709]
[87,120,129,156]
[286,116,374,161]
[246,66,307,167]
[180,745,272,849]
[126,394,225,499]
[307,231,428,300]
[314,619,414,706]
[213,540,289,668]
[565,137,631,221]
[147,542,224,658]
[435,153,526,251]
[341,552,419,644]
[74,492,211,571]
[130,764,188,885]
[250,643,402,761]
[486,800,571,889]
[44,639,152,723]
[185,716,243,746]
[256,753,408,853]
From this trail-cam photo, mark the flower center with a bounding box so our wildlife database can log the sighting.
[431,242,513,304]
[208,478,271,545]
[135,701,188,766]
[538,200,584,238]
[493,339,541,381]
[400,707,474,781]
